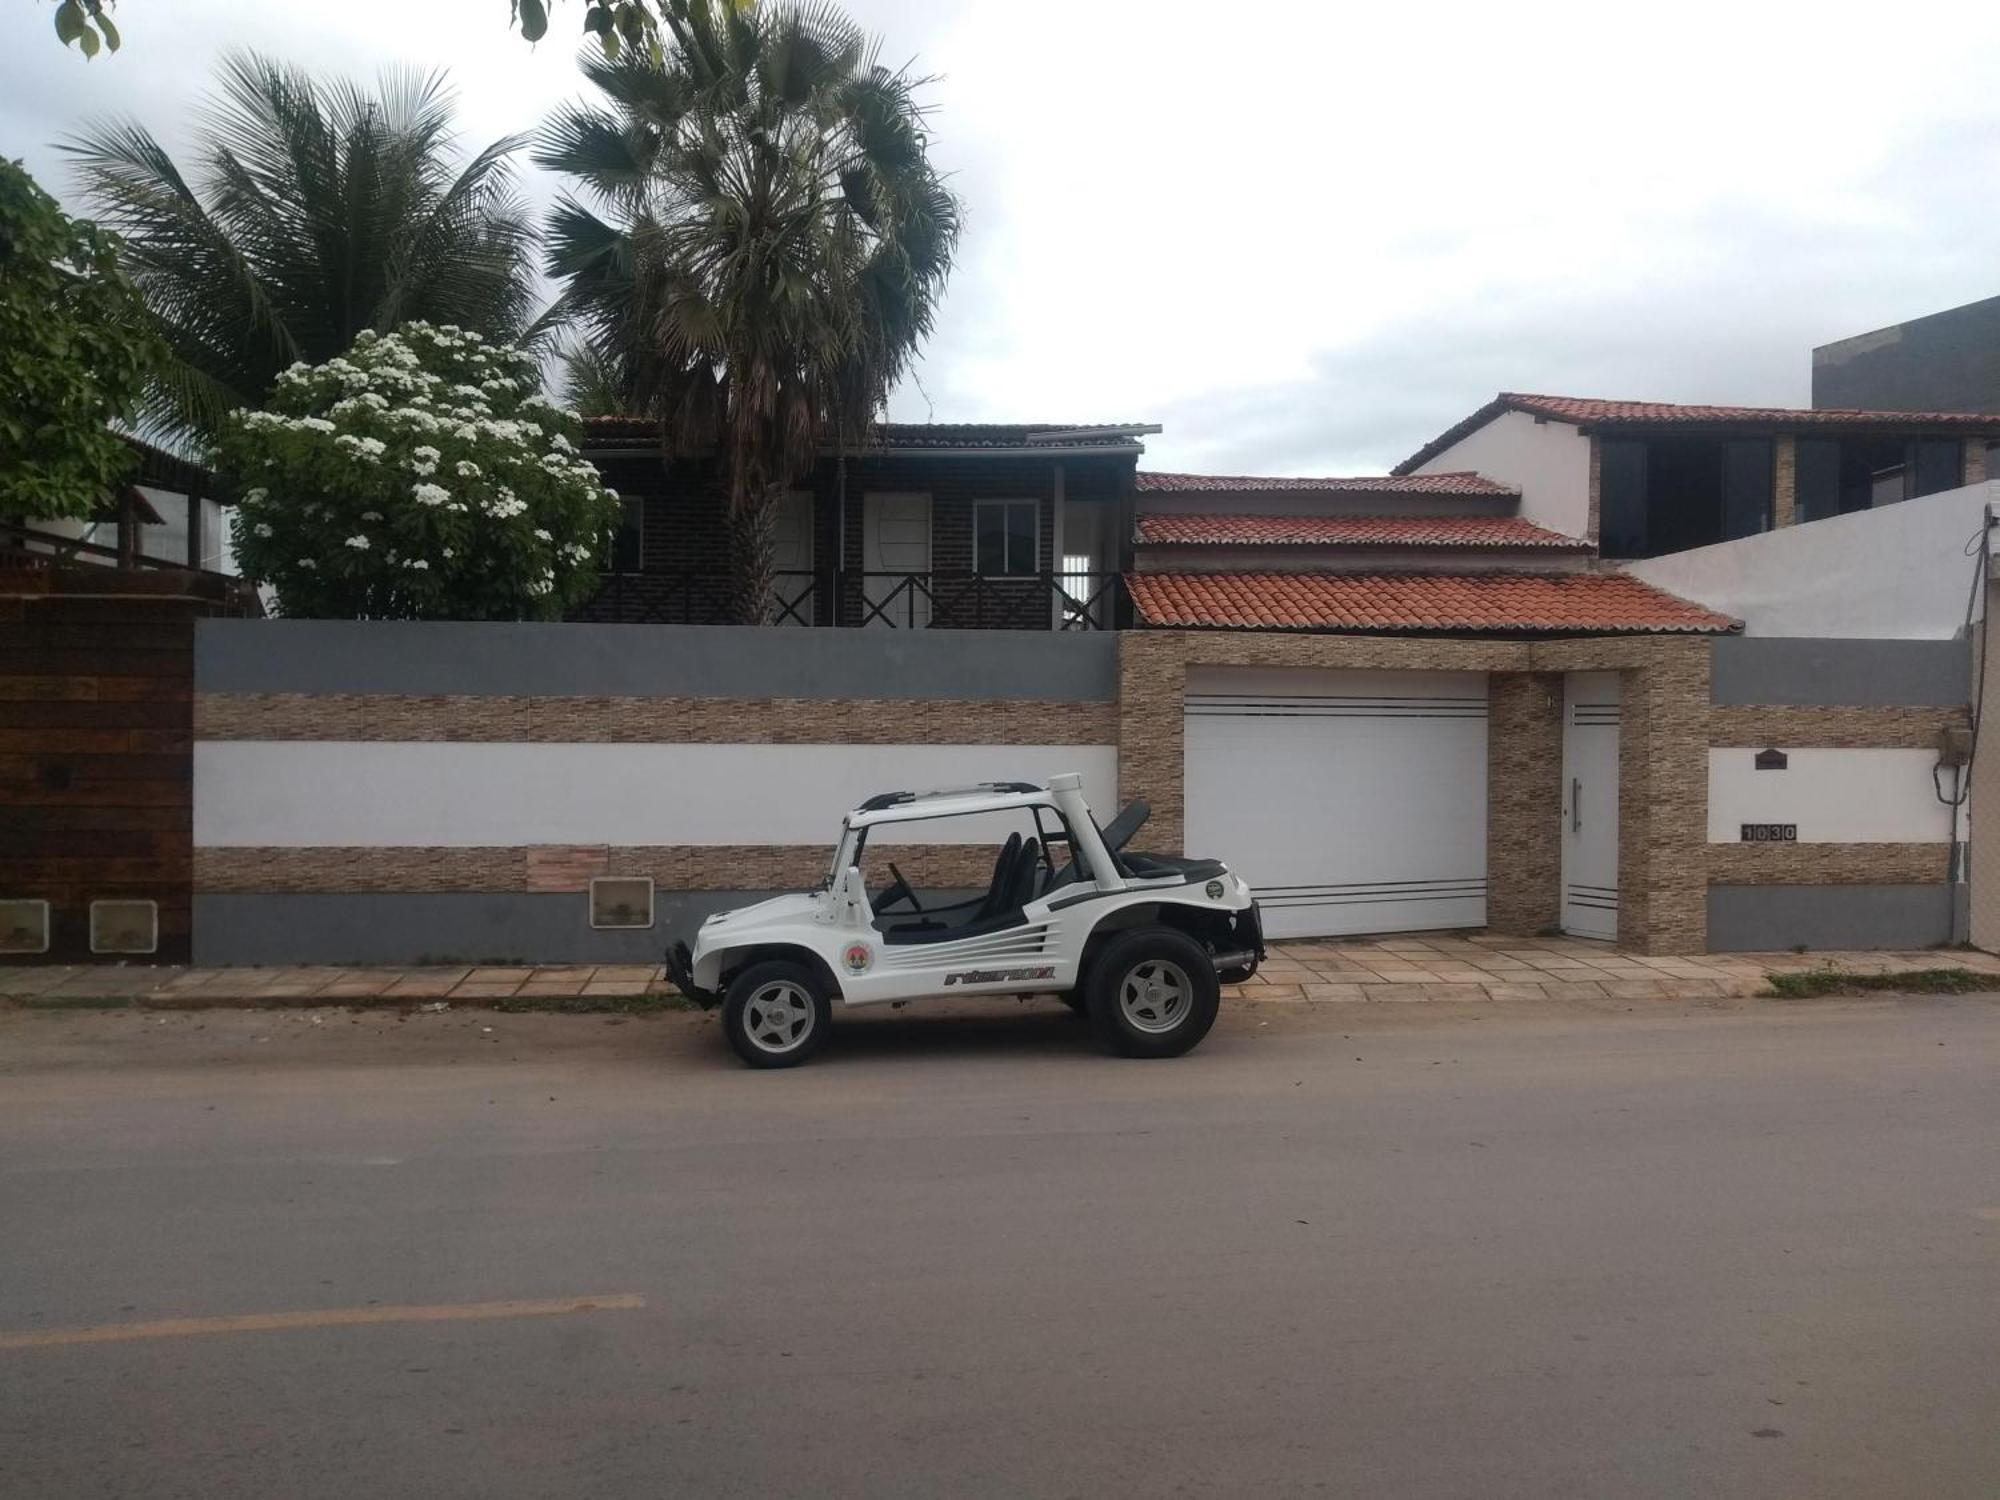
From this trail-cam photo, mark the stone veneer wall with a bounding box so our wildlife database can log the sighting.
[1117,631,1713,955]
[1484,674,1562,936]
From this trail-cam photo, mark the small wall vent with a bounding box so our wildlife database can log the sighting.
[589,877,655,930]
[90,900,159,955]
[1,900,51,955]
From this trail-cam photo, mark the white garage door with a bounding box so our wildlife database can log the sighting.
[1183,667,1489,940]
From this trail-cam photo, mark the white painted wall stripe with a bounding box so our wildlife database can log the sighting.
[194,742,1117,848]
[1706,748,1955,844]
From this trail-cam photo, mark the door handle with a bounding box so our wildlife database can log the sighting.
[1571,777,1582,833]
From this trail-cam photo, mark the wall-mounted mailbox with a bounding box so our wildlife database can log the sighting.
[1754,748,1789,771]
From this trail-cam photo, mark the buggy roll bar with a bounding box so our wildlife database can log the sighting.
[856,781,1044,812]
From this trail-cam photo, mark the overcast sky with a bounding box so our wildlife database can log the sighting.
[8,0,2000,473]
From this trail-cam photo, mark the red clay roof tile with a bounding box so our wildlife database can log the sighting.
[1126,570,1737,634]
[1134,513,1589,549]
[1136,470,1513,496]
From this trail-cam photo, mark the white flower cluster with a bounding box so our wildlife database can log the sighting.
[221,320,617,619]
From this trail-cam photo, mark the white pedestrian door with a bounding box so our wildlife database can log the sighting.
[1183,667,1489,940]
[862,492,931,628]
[1560,671,1621,939]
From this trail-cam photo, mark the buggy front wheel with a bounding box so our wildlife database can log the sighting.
[722,961,831,1069]
[1085,928,1220,1058]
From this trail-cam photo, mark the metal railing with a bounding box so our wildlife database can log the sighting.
[580,569,1126,630]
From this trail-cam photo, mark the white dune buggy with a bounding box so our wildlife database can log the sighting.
[666,773,1264,1068]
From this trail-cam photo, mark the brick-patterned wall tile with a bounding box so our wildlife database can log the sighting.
[1707,842,1950,885]
[1773,435,1797,529]
[1487,673,1562,935]
[1709,705,1964,750]
[196,693,1117,746]
[194,842,1007,895]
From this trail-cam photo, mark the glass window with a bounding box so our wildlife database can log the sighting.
[1912,439,1963,500]
[608,496,643,573]
[1795,438,1840,523]
[1721,439,1773,540]
[974,499,1038,577]
[1597,439,1648,557]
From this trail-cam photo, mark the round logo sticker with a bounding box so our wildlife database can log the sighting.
[842,941,873,974]
[1205,879,1226,900]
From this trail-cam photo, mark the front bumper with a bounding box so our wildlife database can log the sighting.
[664,939,717,1007]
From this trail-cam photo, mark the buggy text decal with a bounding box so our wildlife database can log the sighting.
[944,965,1056,986]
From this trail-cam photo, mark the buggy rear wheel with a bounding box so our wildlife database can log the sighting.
[1085,928,1220,1058]
[722,961,831,1069]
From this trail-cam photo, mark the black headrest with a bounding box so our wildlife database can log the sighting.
[1098,799,1151,854]
[976,832,1027,919]
[1004,838,1042,909]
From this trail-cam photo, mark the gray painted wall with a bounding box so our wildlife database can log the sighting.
[1710,637,1969,706]
[1706,884,1955,952]
[196,621,1118,702]
[194,889,981,967]
[1813,296,2000,414]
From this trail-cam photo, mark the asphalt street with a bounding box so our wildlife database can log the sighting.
[2,994,1997,1498]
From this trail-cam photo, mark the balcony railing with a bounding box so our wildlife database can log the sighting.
[2,520,263,613]
[580,570,1127,630]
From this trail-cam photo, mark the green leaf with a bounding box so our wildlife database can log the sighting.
[584,5,613,34]
[77,22,100,58]
[517,0,548,42]
[96,12,120,51]
[53,0,85,45]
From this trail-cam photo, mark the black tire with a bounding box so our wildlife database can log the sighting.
[722,960,832,1069]
[1058,989,1088,1016]
[1085,927,1220,1058]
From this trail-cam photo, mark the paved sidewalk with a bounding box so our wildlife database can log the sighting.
[4,934,1999,1007]
[1231,933,2000,1003]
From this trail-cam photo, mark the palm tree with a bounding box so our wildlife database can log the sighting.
[535,0,960,623]
[63,52,536,442]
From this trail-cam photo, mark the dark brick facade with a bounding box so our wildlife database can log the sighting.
[569,443,1135,629]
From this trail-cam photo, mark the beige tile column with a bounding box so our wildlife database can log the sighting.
[1616,640,1711,953]
[1964,440,1988,487]
[1486,673,1563,935]
[1772,434,1797,528]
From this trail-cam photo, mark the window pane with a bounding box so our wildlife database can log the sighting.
[1795,438,1840,523]
[1598,439,1648,556]
[975,505,1008,576]
[611,497,643,573]
[1912,439,1963,499]
[1721,439,1773,540]
[1005,501,1038,576]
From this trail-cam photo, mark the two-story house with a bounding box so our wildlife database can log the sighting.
[1394,392,2000,560]
[573,418,1158,630]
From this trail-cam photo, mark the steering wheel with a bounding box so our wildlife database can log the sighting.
[877,862,922,914]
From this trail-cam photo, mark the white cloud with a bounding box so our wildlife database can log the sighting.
[8,0,2000,473]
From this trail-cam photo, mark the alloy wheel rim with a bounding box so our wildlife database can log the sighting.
[743,981,815,1053]
[1118,959,1192,1034]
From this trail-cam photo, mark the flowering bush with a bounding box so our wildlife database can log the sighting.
[216,323,621,619]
